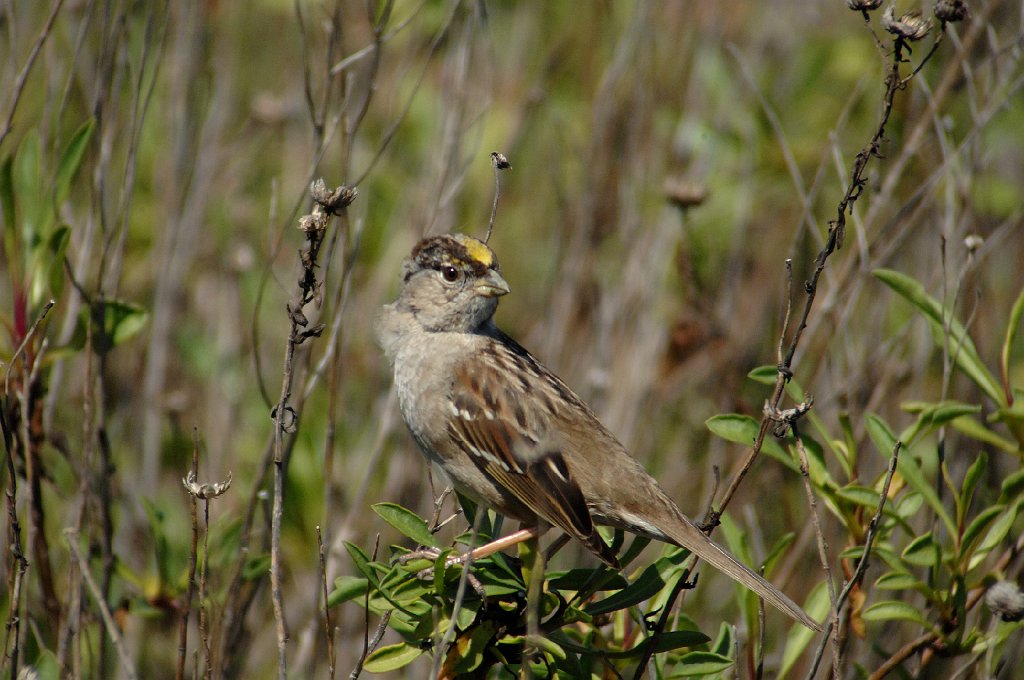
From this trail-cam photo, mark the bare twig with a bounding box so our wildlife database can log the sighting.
[792,424,839,678]
[2,299,55,677]
[708,11,943,524]
[806,442,901,679]
[1,401,28,680]
[317,527,336,679]
[176,431,201,680]
[633,468,723,679]
[432,512,484,679]
[485,152,511,243]
[270,181,355,679]
[3,300,56,397]
[349,610,391,680]
[181,466,231,679]
[64,528,138,680]
[0,0,67,149]
[349,534,384,680]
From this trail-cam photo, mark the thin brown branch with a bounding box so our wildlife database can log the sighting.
[2,300,55,677]
[806,442,901,679]
[317,527,336,679]
[270,182,355,679]
[793,424,840,679]
[2,401,28,680]
[0,0,67,150]
[64,528,138,680]
[176,431,201,680]
[349,534,382,680]
[709,15,941,523]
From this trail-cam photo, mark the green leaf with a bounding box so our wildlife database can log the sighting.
[648,630,713,654]
[840,541,901,568]
[874,269,1003,405]
[968,500,1022,571]
[449,622,497,674]
[344,541,377,586]
[73,299,149,354]
[1001,287,1024,404]
[101,300,148,347]
[584,565,666,616]
[547,630,710,661]
[548,568,628,591]
[798,432,834,488]
[958,452,987,524]
[865,413,900,460]
[951,415,1019,454]
[899,400,982,444]
[372,502,440,547]
[28,649,59,680]
[242,553,271,581]
[362,642,423,673]
[14,130,42,247]
[901,532,940,568]
[899,453,956,538]
[780,580,830,677]
[54,119,95,208]
[709,621,735,658]
[328,576,368,606]
[668,651,734,676]
[862,600,933,629]
[141,498,171,588]
[46,224,70,300]
[835,485,882,510]
[961,504,1005,557]
[897,491,924,520]
[875,570,928,592]
[747,365,778,385]
[0,155,14,237]
[585,552,688,616]
[705,414,796,472]
[1000,469,1024,500]
[762,532,796,574]
[867,413,955,536]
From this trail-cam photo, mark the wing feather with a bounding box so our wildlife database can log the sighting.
[448,343,618,565]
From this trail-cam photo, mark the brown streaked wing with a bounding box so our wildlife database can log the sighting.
[448,349,617,565]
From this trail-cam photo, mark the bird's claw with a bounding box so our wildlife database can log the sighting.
[398,548,487,598]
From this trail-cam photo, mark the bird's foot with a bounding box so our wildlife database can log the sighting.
[398,548,487,598]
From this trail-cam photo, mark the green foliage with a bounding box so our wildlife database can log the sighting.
[333,502,731,677]
[874,269,1005,408]
[3,2,1023,677]
[1,120,94,316]
[709,269,1024,678]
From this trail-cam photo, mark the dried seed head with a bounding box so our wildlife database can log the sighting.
[298,212,329,233]
[490,151,511,170]
[963,234,983,253]
[882,6,933,41]
[935,0,969,23]
[182,470,233,500]
[309,178,358,213]
[986,581,1024,622]
[847,0,883,10]
[663,176,709,209]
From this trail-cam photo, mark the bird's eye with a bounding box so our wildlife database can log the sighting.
[440,266,460,282]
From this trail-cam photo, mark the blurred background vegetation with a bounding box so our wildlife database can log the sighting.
[2,0,1023,677]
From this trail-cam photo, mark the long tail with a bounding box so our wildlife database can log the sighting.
[665,514,821,632]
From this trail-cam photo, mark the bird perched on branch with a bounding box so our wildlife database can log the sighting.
[376,233,820,631]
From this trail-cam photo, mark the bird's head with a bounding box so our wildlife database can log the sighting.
[395,234,510,333]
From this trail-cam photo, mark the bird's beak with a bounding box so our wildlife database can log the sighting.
[476,270,510,297]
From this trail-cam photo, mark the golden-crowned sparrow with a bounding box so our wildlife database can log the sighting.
[376,233,819,630]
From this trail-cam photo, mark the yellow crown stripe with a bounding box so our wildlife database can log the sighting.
[456,235,495,267]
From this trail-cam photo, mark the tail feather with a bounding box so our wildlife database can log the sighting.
[664,515,821,632]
